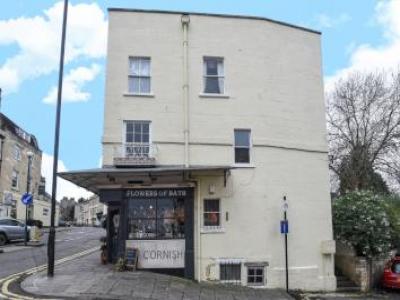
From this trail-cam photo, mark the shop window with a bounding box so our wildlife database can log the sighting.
[203,57,224,94]
[128,198,185,239]
[203,199,220,227]
[220,263,241,283]
[234,129,251,164]
[247,266,265,286]
[128,57,151,94]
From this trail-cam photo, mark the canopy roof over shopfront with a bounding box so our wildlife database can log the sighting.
[59,165,233,194]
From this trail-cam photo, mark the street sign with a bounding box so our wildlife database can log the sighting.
[21,193,33,205]
[280,220,289,234]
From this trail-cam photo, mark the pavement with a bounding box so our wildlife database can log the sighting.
[21,251,293,300]
[0,226,104,279]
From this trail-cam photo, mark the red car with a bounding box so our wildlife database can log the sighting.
[382,256,400,289]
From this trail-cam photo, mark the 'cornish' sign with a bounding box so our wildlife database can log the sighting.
[126,240,185,269]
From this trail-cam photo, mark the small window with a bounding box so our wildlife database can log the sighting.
[203,57,224,94]
[43,208,49,216]
[247,266,265,286]
[234,129,251,164]
[220,263,241,282]
[11,170,19,189]
[13,145,21,161]
[203,199,220,227]
[128,57,151,94]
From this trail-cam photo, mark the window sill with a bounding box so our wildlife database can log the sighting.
[232,164,255,168]
[123,93,155,98]
[201,226,225,234]
[199,93,230,99]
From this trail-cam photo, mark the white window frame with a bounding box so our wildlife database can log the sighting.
[203,56,225,95]
[233,129,252,165]
[219,262,242,283]
[13,144,21,161]
[128,57,151,95]
[123,120,152,157]
[246,265,265,286]
[11,169,19,189]
[202,198,225,233]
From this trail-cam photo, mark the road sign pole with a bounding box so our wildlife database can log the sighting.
[24,153,33,246]
[282,196,289,293]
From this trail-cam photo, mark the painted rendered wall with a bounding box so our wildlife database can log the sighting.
[103,10,335,291]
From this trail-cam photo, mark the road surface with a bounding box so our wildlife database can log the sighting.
[0,226,104,279]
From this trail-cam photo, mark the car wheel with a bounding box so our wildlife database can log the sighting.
[0,233,7,246]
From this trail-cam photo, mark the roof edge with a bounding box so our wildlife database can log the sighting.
[107,8,321,35]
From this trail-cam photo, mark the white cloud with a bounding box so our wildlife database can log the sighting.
[43,63,101,104]
[325,0,400,91]
[41,152,92,201]
[0,1,107,95]
[315,13,351,28]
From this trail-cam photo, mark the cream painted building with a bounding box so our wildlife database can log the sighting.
[61,9,335,291]
[74,195,105,226]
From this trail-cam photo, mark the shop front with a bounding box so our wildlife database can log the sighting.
[100,187,194,279]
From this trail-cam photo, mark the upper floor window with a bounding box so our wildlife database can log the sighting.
[128,57,151,94]
[124,121,151,156]
[13,145,21,161]
[11,169,19,189]
[234,129,251,164]
[203,57,224,94]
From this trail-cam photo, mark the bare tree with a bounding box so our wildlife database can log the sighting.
[327,70,400,193]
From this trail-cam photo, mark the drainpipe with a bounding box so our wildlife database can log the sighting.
[181,14,190,168]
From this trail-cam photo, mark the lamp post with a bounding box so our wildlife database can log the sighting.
[48,0,68,277]
[25,151,33,246]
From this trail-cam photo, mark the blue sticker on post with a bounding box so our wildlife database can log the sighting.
[280,220,289,234]
[21,193,33,205]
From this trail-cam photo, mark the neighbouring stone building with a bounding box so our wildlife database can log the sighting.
[61,9,336,291]
[0,113,59,226]
[60,196,76,222]
[74,195,105,226]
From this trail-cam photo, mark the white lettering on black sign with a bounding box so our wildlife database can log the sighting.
[125,189,187,198]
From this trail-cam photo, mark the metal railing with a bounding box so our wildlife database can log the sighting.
[113,143,157,167]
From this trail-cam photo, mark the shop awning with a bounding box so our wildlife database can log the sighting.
[58,165,233,194]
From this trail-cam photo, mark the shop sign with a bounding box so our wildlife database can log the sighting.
[125,188,188,199]
[126,239,185,269]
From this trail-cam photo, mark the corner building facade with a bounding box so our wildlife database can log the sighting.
[61,9,336,291]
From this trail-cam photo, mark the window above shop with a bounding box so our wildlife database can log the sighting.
[11,169,19,189]
[234,129,251,164]
[13,144,21,161]
[203,57,225,95]
[128,57,151,95]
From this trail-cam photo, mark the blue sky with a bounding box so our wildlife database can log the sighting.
[1,0,399,199]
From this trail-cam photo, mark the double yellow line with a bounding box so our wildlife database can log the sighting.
[0,246,98,300]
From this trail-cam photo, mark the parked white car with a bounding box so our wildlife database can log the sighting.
[0,217,30,246]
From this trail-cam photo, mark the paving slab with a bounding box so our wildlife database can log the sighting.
[22,251,293,300]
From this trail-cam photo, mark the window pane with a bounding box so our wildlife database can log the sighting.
[255,276,263,283]
[204,212,220,226]
[140,78,151,93]
[235,148,250,163]
[128,77,139,93]
[220,264,241,281]
[126,122,133,133]
[129,199,156,219]
[157,198,176,218]
[142,123,149,134]
[129,58,140,76]
[204,199,219,212]
[256,269,263,276]
[142,134,149,143]
[129,219,156,239]
[248,269,255,276]
[204,77,221,94]
[140,58,150,76]
[234,130,250,147]
[205,59,219,75]
[134,133,142,143]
